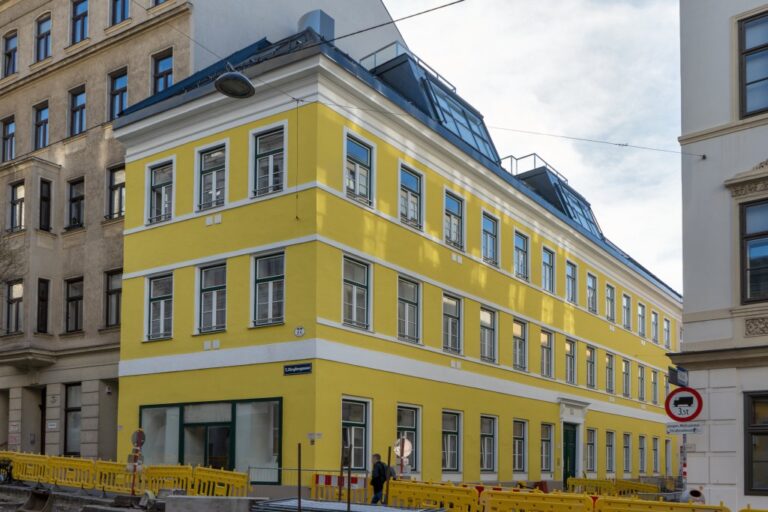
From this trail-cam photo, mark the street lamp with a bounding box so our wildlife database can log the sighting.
[214,64,255,99]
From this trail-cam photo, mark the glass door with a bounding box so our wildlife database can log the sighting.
[183,424,232,470]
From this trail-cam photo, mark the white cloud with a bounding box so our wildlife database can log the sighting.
[384,0,682,292]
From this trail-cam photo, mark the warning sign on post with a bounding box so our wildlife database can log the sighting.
[665,387,703,422]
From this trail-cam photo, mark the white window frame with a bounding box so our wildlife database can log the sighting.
[514,230,529,280]
[442,293,462,354]
[541,423,554,473]
[396,403,421,473]
[638,365,646,402]
[481,210,499,266]
[566,260,577,304]
[144,156,176,225]
[542,246,555,293]
[196,262,227,334]
[586,428,596,473]
[248,121,288,198]
[606,353,615,394]
[144,272,173,341]
[397,276,421,343]
[652,437,659,474]
[606,431,615,474]
[651,311,659,343]
[193,139,229,212]
[587,272,598,313]
[251,251,285,327]
[622,294,631,330]
[341,396,372,471]
[443,188,465,251]
[441,410,462,473]
[637,303,646,337]
[565,339,577,384]
[479,415,497,473]
[540,330,553,378]
[479,307,497,363]
[398,162,424,231]
[513,419,527,472]
[622,359,631,398]
[606,284,616,322]
[663,318,671,348]
[513,319,527,371]
[639,435,647,473]
[342,256,371,331]
[585,345,596,389]
[343,128,376,208]
[623,433,632,474]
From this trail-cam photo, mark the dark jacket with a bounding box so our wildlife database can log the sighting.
[371,461,387,491]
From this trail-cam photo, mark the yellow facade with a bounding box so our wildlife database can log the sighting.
[117,97,681,486]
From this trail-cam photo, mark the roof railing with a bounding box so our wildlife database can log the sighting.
[359,41,456,92]
[499,153,569,183]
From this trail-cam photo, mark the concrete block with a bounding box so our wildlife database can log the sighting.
[80,405,99,418]
[687,452,709,483]
[81,380,100,393]
[81,391,99,406]
[81,417,99,431]
[709,368,738,388]
[710,423,738,452]
[710,454,738,484]
[80,429,98,444]
[689,370,708,389]
[709,390,738,420]
[165,496,258,512]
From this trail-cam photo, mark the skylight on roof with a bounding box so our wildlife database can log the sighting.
[560,186,602,237]
[426,81,497,161]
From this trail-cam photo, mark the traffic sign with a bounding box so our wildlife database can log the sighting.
[666,421,702,434]
[131,429,145,448]
[665,386,703,422]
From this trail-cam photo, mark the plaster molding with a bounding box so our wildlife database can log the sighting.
[745,316,768,337]
[725,158,768,197]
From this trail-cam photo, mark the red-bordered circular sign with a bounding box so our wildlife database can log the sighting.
[665,387,703,422]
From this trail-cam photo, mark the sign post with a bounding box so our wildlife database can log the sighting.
[664,386,703,487]
[129,429,145,497]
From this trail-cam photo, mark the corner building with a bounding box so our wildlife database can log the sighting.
[114,24,682,490]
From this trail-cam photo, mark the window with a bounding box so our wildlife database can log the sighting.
[9,181,24,232]
[442,412,460,471]
[665,439,672,477]
[651,370,658,405]
[622,359,631,397]
[3,32,17,76]
[105,270,121,327]
[480,308,495,362]
[69,87,86,136]
[444,192,463,249]
[606,431,615,473]
[397,406,418,471]
[586,428,596,472]
[638,303,646,337]
[6,280,22,334]
[39,179,51,231]
[71,0,88,44]
[149,163,173,223]
[566,261,577,303]
[605,285,615,322]
[65,384,81,456]
[442,294,461,353]
[587,273,597,313]
[665,374,670,400]
[109,69,128,121]
[480,416,495,472]
[199,264,226,332]
[148,274,172,339]
[663,318,671,348]
[153,49,173,93]
[606,353,615,394]
[111,0,129,25]
[2,117,15,162]
[652,437,659,473]
[198,146,225,210]
[254,253,284,326]
[565,340,576,384]
[37,279,49,333]
[153,0,167,5]
[107,167,125,219]
[623,433,631,473]
[638,365,646,402]
[67,178,84,228]
[398,278,419,342]
[254,128,284,197]
[651,311,659,343]
[541,424,553,473]
[345,137,372,205]
[36,16,51,61]
[481,214,498,265]
[514,232,529,279]
[622,294,631,329]
[745,392,768,493]
[343,258,368,329]
[743,199,768,302]
[513,320,527,370]
[540,330,553,378]
[342,400,367,470]
[400,168,421,229]
[34,103,49,149]
[513,420,526,472]
[65,277,83,332]
[542,248,554,292]
[639,435,646,473]
[586,346,596,389]
[740,12,768,117]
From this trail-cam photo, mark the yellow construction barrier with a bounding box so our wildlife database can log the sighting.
[740,508,768,512]
[193,466,249,497]
[48,456,96,489]
[596,496,730,512]
[482,489,593,512]
[142,465,195,495]
[12,453,49,484]
[614,481,659,496]
[310,474,369,503]
[389,479,479,512]
[567,478,618,496]
[94,461,138,494]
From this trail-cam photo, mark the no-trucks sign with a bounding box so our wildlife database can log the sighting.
[665,387,703,422]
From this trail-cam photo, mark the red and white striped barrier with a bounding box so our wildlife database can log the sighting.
[314,474,366,489]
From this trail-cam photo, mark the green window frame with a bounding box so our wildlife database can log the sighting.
[148,274,172,340]
[441,411,460,472]
[342,399,368,470]
[397,277,419,342]
[396,406,418,471]
[254,128,284,197]
[199,264,226,333]
[480,416,495,472]
[345,136,372,205]
[254,253,284,326]
[343,258,368,329]
[198,146,225,210]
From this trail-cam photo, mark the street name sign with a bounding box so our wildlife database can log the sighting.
[665,386,703,422]
[666,421,702,435]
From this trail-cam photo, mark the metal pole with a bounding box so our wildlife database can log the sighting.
[385,446,392,504]
[338,447,346,502]
[346,461,352,512]
[298,443,302,512]
[399,435,405,475]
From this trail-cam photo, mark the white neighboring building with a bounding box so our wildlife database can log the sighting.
[678,1,768,509]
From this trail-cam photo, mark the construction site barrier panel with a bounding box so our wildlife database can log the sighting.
[94,461,138,494]
[12,453,49,484]
[48,456,95,490]
[596,496,731,512]
[142,465,195,496]
[614,481,660,496]
[482,489,594,512]
[311,474,368,503]
[567,478,618,496]
[193,466,249,497]
[388,480,479,512]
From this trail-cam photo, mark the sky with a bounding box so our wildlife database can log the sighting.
[384,0,683,292]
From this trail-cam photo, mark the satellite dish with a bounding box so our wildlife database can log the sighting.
[393,438,413,459]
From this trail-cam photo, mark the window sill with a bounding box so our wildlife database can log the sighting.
[144,335,172,342]
[63,225,85,235]
[442,349,464,357]
[63,132,87,144]
[342,322,369,331]
[5,228,25,237]
[193,328,226,336]
[250,321,284,329]
[59,330,84,338]
[104,18,133,36]
[33,331,53,337]
[148,0,176,14]
[0,72,18,86]
[0,331,23,339]
[64,38,91,55]
[29,56,52,71]
[98,325,120,333]
[102,215,124,226]
[398,336,420,344]
[36,228,56,238]
[146,217,172,226]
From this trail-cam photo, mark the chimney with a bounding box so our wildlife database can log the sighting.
[298,10,335,41]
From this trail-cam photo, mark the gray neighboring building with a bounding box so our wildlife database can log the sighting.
[0,0,403,459]
[678,0,768,508]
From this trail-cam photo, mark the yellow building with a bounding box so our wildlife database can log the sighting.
[113,26,682,490]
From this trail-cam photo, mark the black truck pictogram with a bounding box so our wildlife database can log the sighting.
[673,396,694,407]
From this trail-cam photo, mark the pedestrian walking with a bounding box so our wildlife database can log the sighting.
[370,453,387,504]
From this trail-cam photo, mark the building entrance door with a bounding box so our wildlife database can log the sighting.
[563,423,577,487]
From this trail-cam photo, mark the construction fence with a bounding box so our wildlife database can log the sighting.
[0,451,249,497]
